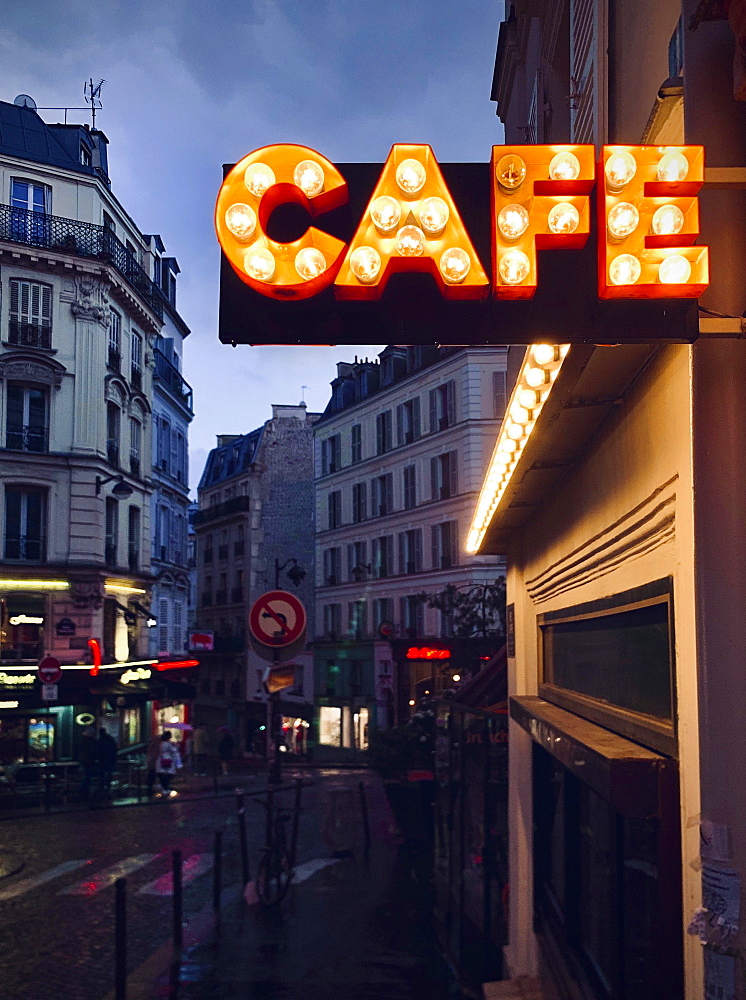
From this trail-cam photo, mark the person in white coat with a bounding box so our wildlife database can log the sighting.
[154,731,182,796]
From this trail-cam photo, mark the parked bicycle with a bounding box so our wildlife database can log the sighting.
[255,798,295,905]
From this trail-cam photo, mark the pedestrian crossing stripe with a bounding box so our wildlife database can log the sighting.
[58,854,159,896]
[137,854,213,896]
[0,859,92,901]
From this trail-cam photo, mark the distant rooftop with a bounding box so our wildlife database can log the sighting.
[0,100,108,182]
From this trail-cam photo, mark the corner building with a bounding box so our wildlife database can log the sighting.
[314,346,508,754]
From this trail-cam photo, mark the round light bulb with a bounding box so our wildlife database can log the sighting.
[657,151,689,183]
[439,247,471,283]
[244,162,276,198]
[607,202,640,240]
[496,154,527,191]
[604,151,637,191]
[452,674,461,683]
[396,225,425,257]
[294,247,327,281]
[499,249,530,285]
[395,158,427,196]
[498,203,530,241]
[501,438,518,452]
[243,247,276,282]
[370,196,401,234]
[549,151,581,181]
[532,344,556,365]
[518,388,540,409]
[418,197,449,235]
[651,204,685,236]
[293,159,325,197]
[510,404,530,423]
[547,202,580,234]
[349,246,381,284]
[224,203,257,242]
[658,254,692,283]
[525,366,547,388]
[608,253,641,286]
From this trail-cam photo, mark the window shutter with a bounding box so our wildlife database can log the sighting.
[10,279,19,318]
[570,0,607,145]
[173,602,183,652]
[431,525,438,570]
[449,452,459,497]
[429,389,437,434]
[396,404,404,446]
[398,533,406,575]
[347,544,355,580]
[414,529,422,572]
[158,598,169,653]
[449,522,458,567]
[385,475,393,513]
[412,398,421,439]
[170,430,178,478]
[493,371,507,419]
[446,381,456,427]
[431,457,438,501]
[376,415,383,454]
[399,596,407,630]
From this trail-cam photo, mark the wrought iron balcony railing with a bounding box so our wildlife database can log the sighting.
[105,543,117,567]
[5,424,48,453]
[8,320,52,350]
[130,367,142,390]
[153,349,193,414]
[4,535,45,562]
[0,204,164,320]
[108,348,121,372]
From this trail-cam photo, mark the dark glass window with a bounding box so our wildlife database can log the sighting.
[6,385,48,452]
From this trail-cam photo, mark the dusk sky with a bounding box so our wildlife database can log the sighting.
[1,0,505,491]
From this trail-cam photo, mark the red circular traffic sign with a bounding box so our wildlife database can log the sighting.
[249,590,307,647]
[38,656,62,684]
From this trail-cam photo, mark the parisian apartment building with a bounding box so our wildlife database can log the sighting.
[0,95,194,762]
[313,345,508,752]
[193,403,318,754]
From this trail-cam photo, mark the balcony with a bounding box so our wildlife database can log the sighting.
[194,495,251,526]
[0,204,163,319]
[5,424,48,453]
[154,349,193,414]
[130,367,142,391]
[107,441,119,467]
[108,348,121,372]
[8,320,52,350]
[130,455,140,478]
[128,546,139,572]
[4,535,44,562]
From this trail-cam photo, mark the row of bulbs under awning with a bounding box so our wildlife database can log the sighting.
[223,155,472,286]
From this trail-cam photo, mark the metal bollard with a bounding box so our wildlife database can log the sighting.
[115,877,127,1000]
[359,781,371,856]
[213,829,222,913]
[235,790,250,884]
[172,849,183,948]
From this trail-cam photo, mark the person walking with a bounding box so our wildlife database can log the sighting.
[97,727,118,796]
[155,731,182,797]
[78,725,98,800]
[217,729,234,776]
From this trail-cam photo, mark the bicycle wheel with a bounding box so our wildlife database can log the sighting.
[256,846,293,905]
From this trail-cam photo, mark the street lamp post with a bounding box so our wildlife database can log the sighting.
[269,557,306,784]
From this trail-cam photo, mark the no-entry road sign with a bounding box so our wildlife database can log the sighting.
[249,590,307,648]
[38,656,62,684]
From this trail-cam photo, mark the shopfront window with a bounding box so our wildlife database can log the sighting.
[1,595,45,661]
[122,707,141,746]
[27,716,54,761]
[319,705,341,746]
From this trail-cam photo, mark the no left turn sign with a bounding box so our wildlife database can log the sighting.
[249,590,307,647]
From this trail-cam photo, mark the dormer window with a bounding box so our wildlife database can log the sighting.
[80,144,92,167]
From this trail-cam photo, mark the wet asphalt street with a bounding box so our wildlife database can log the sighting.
[0,769,456,1000]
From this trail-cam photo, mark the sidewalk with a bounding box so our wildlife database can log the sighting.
[122,770,459,1000]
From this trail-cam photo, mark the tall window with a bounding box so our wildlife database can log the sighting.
[108,310,121,370]
[347,541,368,581]
[403,465,417,510]
[172,601,184,653]
[131,331,143,389]
[396,398,421,445]
[432,521,458,570]
[398,529,423,575]
[431,451,458,500]
[348,601,366,638]
[322,547,342,586]
[429,380,456,432]
[373,598,393,630]
[4,487,46,562]
[158,417,171,472]
[6,385,48,452]
[128,506,140,572]
[371,474,393,517]
[9,279,52,349]
[327,490,342,529]
[351,423,362,464]
[400,595,424,637]
[352,482,367,523]
[323,604,341,639]
[158,504,169,561]
[10,179,49,244]
[105,498,118,568]
[376,411,392,455]
[175,430,187,484]
[129,418,141,476]
[321,434,341,475]
[11,178,49,214]
[371,535,394,579]
[106,403,120,467]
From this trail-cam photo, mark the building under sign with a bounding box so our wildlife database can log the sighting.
[468,3,746,999]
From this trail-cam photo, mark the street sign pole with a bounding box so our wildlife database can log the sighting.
[270,650,281,785]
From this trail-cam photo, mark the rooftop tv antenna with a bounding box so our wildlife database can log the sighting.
[84,78,105,129]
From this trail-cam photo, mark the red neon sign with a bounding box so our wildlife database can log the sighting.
[155,659,199,672]
[87,638,102,677]
[406,647,450,660]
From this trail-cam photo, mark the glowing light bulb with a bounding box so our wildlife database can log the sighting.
[532,344,556,365]
[452,674,461,683]
[547,202,580,234]
[224,203,256,242]
[549,151,581,181]
[349,246,381,284]
[657,151,689,183]
[370,196,401,234]
[243,247,276,282]
[294,247,326,280]
[608,253,641,285]
[418,197,449,235]
[395,158,426,195]
[658,254,692,283]
[498,203,530,241]
[244,162,276,198]
[518,388,540,409]
[651,204,685,236]
[396,225,425,257]
[525,366,547,388]
[293,160,325,197]
[604,151,637,191]
[502,438,518,452]
[510,403,530,423]
[496,154,526,190]
[439,247,471,283]
[499,249,530,285]
[607,202,640,240]
[507,423,524,441]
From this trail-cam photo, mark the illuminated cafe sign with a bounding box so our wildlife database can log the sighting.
[216,143,709,347]
[120,667,152,685]
[0,671,36,689]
